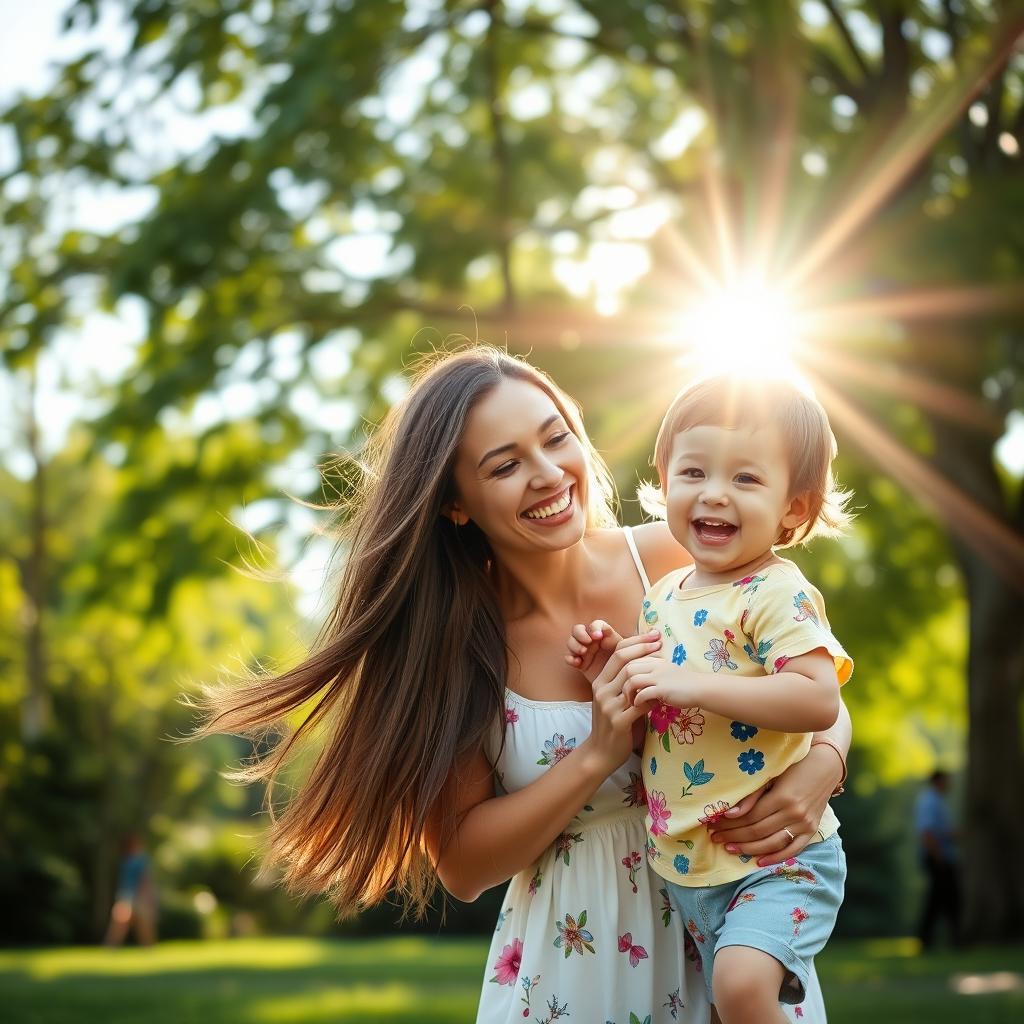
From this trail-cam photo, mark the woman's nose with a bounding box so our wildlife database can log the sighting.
[530,452,564,488]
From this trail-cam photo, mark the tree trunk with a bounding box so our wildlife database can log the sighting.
[960,557,1024,942]
[21,365,50,742]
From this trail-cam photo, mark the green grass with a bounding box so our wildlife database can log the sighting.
[0,936,1021,1023]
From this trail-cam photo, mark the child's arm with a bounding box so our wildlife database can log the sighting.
[564,619,629,683]
[621,649,841,733]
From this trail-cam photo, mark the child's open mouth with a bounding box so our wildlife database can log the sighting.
[692,518,738,545]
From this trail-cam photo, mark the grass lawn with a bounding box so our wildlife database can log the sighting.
[1,936,1021,1023]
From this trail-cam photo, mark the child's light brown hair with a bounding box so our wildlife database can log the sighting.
[639,374,853,547]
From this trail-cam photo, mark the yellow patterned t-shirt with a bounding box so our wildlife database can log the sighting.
[639,558,853,888]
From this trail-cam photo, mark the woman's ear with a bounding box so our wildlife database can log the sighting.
[781,491,813,531]
[442,503,470,526]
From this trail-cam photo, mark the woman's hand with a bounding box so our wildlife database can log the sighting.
[578,631,661,778]
[706,742,845,866]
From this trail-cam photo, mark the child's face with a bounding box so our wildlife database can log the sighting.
[664,422,808,580]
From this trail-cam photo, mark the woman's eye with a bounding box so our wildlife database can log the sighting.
[492,460,519,477]
[546,431,571,447]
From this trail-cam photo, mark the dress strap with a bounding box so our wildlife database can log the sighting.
[623,526,651,592]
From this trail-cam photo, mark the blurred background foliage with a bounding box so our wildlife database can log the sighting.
[0,0,1021,947]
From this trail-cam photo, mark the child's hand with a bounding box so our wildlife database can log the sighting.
[622,657,704,710]
[565,619,624,683]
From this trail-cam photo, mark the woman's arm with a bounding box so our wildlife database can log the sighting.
[425,637,658,902]
[705,697,852,867]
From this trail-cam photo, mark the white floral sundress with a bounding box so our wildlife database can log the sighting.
[474,530,829,1024]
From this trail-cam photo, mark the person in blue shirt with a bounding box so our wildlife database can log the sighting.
[103,834,158,946]
[914,770,960,949]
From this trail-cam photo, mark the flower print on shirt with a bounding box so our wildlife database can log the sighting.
[537,993,570,1022]
[537,732,577,766]
[618,932,650,968]
[489,936,523,985]
[554,910,595,957]
[673,853,690,875]
[693,608,709,627]
[671,643,687,665]
[704,630,738,672]
[699,800,731,827]
[669,707,705,746]
[505,706,519,725]
[680,758,715,797]
[791,906,809,935]
[647,790,672,837]
[733,573,768,595]
[792,590,820,625]
[648,701,680,736]
[495,906,513,931]
[730,721,759,742]
[622,771,647,808]
[737,748,765,775]
[726,892,756,913]
[642,599,659,626]
[528,868,543,895]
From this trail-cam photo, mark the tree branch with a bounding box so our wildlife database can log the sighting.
[821,0,874,82]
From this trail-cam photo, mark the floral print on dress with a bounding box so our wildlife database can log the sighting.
[537,732,577,766]
[622,771,647,808]
[495,906,513,931]
[686,918,706,943]
[671,643,687,665]
[647,790,672,836]
[648,701,679,736]
[489,937,523,985]
[693,608,709,626]
[642,599,659,625]
[664,988,685,1019]
[704,630,738,672]
[554,831,584,866]
[673,853,690,875]
[737,748,765,775]
[792,590,820,625]
[618,932,650,968]
[505,706,519,725]
[791,906,809,935]
[554,910,595,957]
[528,868,543,895]
[659,887,675,926]
[622,850,643,893]
[519,973,541,1016]
[536,994,570,1022]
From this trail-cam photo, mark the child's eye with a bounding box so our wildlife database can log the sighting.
[735,473,761,485]
[679,467,704,479]
[546,431,571,447]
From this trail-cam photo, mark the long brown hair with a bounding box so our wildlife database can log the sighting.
[195,345,617,916]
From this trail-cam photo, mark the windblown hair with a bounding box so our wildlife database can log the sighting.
[193,345,617,917]
[638,374,853,547]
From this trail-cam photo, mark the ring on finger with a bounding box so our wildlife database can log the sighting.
[782,827,796,842]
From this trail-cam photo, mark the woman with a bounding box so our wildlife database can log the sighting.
[199,347,849,1022]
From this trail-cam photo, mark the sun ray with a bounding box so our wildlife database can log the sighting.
[781,12,1024,292]
[811,376,1024,588]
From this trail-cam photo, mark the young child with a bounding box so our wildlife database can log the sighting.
[567,374,853,1024]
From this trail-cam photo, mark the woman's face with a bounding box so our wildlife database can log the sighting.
[449,378,590,554]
